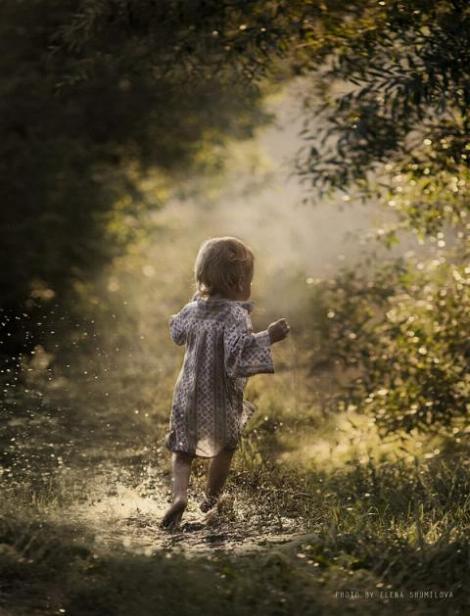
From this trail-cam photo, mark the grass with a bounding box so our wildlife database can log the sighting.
[1,333,468,615]
[0,443,468,616]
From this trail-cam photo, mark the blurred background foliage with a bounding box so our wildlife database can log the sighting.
[0,0,280,354]
[0,0,468,455]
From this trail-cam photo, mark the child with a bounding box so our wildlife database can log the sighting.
[160,236,290,529]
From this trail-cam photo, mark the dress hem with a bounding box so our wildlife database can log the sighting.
[165,445,238,459]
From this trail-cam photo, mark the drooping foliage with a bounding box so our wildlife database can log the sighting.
[294,1,469,229]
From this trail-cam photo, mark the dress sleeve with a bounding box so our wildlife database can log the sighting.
[169,306,190,346]
[224,308,274,378]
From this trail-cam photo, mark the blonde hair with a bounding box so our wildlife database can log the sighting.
[194,236,254,298]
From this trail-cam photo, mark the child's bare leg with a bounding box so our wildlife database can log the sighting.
[201,447,235,512]
[161,451,193,529]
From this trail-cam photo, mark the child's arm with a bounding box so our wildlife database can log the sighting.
[169,307,190,346]
[223,308,275,378]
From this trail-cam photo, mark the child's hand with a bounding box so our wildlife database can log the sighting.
[268,318,290,343]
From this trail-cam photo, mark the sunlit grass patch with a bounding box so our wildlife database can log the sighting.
[228,441,469,611]
[266,395,469,474]
[1,455,467,616]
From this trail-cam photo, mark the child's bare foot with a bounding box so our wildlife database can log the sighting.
[199,493,218,513]
[160,497,187,530]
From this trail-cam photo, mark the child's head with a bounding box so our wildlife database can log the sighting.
[194,236,254,300]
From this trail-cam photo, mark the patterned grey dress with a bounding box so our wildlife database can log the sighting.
[165,294,274,458]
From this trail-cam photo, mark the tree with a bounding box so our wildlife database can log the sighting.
[285,0,469,432]
[292,0,469,237]
[0,0,288,354]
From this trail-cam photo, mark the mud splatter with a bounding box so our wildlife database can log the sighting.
[61,461,309,558]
